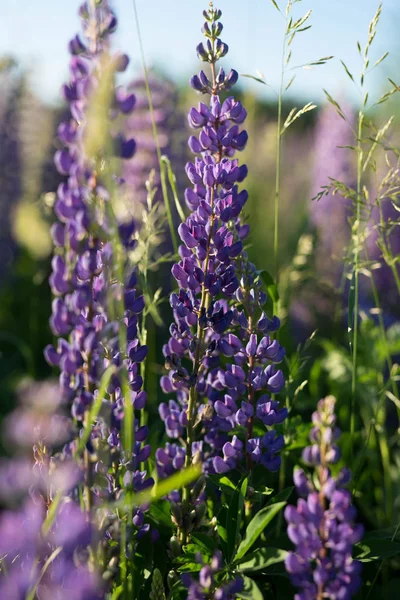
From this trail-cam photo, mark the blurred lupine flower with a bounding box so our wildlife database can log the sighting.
[290,102,356,338]
[365,196,400,316]
[182,551,243,600]
[310,101,356,286]
[284,396,363,599]
[0,379,81,509]
[0,498,102,600]
[3,379,71,451]
[122,72,187,209]
[44,0,152,529]
[157,5,249,494]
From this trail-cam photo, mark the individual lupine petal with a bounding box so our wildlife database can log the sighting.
[115,134,136,159]
[115,88,136,114]
[68,34,87,55]
[212,456,230,474]
[54,149,74,175]
[114,53,130,72]
[178,223,198,248]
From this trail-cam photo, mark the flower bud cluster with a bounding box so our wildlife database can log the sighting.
[285,396,363,600]
[182,551,243,600]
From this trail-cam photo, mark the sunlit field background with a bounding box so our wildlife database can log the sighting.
[1,0,400,598]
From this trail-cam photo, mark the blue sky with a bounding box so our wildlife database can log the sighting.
[1,0,399,105]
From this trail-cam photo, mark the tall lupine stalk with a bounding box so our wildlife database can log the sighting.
[157,6,287,547]
[285,396,363,600]
[44,0,152,549]
[157,4,249,540]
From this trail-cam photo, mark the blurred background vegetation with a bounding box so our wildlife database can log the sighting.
[1,5,400,577]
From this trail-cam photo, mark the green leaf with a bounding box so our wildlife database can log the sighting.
[259,270,279,303]
[237,576,264,600]
[226,477,248,560]
[161,155,186,223]
[218,525,228,544]
[191,533,216,555]
[235,547,288,572]
[112,464,202,512]
[267,486,294,505]
[234,502,286,561]
[148,501,173,529]
[355,538,400,562]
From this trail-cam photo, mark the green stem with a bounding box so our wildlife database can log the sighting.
[273,13,287,308]
[350,110,363,443]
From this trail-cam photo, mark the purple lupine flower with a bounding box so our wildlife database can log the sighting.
[182,551,243,600]
[157,6,286,503]
[0,498,102,600]
[310,101,356,286]
[156,5,249,498]
[44,0,152,519]
[284,396,363,600]
[290,101,356,339]
[207,258,287,474]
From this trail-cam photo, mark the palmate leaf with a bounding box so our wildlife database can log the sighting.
[234,502,286,561]
[355,538,400,562]
[235,547,287,572]
[190,533,216,555]
[237,575,264,600]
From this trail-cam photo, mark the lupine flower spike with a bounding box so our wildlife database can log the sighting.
[45,0,152,537]
[285,396,363,600]
[157,2,250,539]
